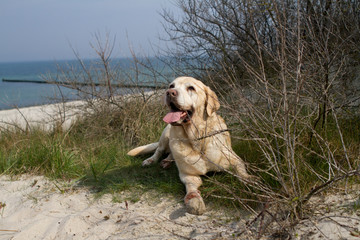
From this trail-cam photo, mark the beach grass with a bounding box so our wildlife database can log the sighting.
[0,97,187,203]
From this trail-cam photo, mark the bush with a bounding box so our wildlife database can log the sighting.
[160,0,360,234]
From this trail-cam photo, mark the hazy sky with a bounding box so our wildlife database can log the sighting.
[0,0,179,62]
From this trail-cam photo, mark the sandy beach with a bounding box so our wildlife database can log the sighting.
[0,175,246,240]
[0,102,359,239]
[0,100,85,132]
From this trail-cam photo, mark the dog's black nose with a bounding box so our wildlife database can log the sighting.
[167,89,177,97]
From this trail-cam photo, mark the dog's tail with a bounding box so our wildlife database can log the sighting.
[127,142,159,156]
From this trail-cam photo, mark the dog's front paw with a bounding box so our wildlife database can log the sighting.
[142,158,154,167]
[184,191,206,215]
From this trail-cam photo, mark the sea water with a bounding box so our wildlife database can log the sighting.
[0,58,171,110]
[0,60,80,110]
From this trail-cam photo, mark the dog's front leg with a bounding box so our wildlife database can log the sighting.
[179,172,206,215]
[142,125,171,167]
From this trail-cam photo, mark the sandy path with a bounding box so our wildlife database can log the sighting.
[0,175,244,240]
[2,175,359,240]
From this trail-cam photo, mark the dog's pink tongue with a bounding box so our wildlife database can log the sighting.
[163,111,182,124]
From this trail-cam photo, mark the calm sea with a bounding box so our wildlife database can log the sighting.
[0,60,79,110]
[0,58,170,110]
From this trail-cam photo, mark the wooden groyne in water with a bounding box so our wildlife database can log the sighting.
[2,79,166,89]
[2,79,48,84]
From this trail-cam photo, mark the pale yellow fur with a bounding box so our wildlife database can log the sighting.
[127,77,250,215]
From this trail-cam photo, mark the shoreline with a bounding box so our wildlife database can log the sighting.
[0,98,81,112]
[0,100,86,131]
[0,90,162,131]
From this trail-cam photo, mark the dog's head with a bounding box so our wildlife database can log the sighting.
[163,77,220,126]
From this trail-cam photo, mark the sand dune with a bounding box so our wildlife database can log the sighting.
[0,102,359,239]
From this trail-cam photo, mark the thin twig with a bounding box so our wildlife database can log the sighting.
[299,169,360,207]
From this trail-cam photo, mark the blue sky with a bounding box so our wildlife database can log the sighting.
[0,0,179,62]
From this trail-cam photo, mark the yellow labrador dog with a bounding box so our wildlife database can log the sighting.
[127,77,250,215]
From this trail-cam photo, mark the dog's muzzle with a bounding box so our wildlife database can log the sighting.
[163,89,193,125]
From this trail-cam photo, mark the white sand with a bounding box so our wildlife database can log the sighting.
[0,91,161,131]
[0,175,359,240]
[294,190,360,239]
[0,175,245,240]
[0,101,85,131]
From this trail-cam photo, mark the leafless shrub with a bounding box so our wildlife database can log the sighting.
[45,33,171,145]
[162,0,360,236]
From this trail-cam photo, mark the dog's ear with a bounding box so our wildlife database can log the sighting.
[205,86,220,116]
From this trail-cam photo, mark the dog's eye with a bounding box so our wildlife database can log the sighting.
[187,86,195,91]
[169,84,175,89]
